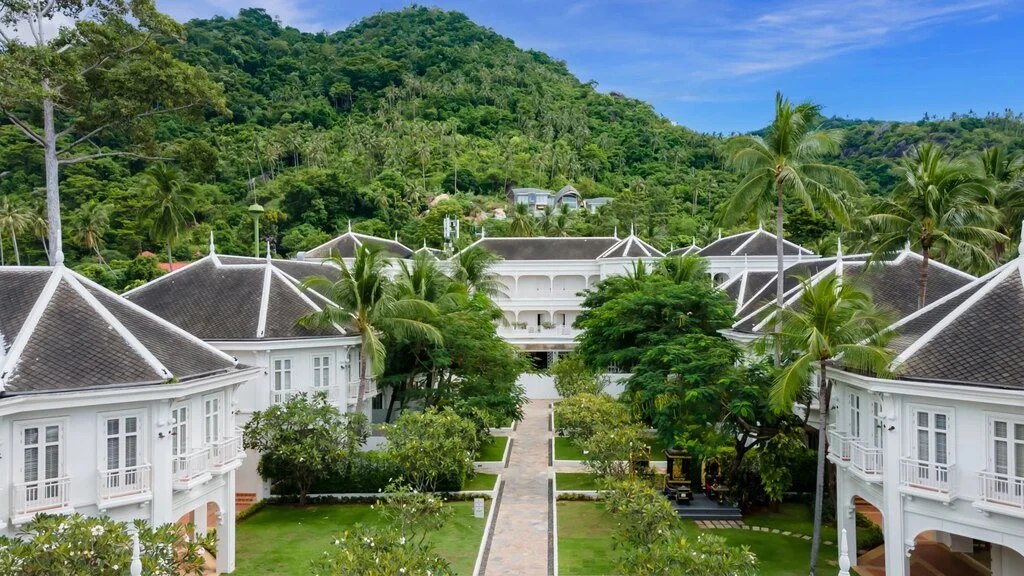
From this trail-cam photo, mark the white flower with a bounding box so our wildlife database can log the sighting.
[399,537,406,545]
[112,566,118,571]
[91,525,105,537]
[333,539,340,546]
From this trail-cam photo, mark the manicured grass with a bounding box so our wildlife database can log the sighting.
[462,472,499,491]
[554,436,668,461]
[557,501,839,576]
[556,472,603,491]
[744,501,836,535]
[476,436,509,462]
[236,501,488,575]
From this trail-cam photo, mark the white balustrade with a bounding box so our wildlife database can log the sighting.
[172,448,211,488]
[849,442,884,478]
[13,477,71,517]
[208,435,244,471]
[826,426,853,463]
[313,384,343,405]
[98,465,152,502]
[899,458,955,494]
[978,471,1024,509]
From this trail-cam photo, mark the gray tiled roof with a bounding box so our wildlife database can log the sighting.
[219,255,343,283]
[666,245,701,257]
[698,229,813,257]
[469,237,620,260]
[732,259,841,331]
[125,256,346,341]
[598,235,664,259]
[0,267,238,394]
[305,231,413,260]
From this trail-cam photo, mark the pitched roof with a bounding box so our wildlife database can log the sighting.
[304,230,413,260]
[597,234,665,259]
[886,256,1024,389]
[718,270,777,313]
[413,243,445,260]
[665,244,701,257]
[125,253,347,341]
[698,229,815,258]
[463,237,620,261]
[0,266,238,394]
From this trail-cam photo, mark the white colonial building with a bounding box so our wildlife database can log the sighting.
[124,246,376,505]
[0,264,256,572]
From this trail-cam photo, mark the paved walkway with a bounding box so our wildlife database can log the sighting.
[484,399,552,575]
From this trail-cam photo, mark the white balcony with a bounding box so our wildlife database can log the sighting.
[975,472,1024,518]
[209,435,245,473]
[12,477,73,523]
[826,426,853,465]
[98,465,152,507]
[849,442,884,481]
[313,384,344,405]
[498,326,581,339]
[173,449,212,491]
[899,458,956,503]
[346,380,377,403]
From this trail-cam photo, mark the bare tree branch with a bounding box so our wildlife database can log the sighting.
[4,112,45,146]
[59,151,171,165]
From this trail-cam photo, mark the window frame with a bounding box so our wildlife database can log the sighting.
[170,403,191,457]
[15,417,69,485]
[907,404,954,466]
[203,393,223,445]
[97,410,146,473]
[987,413,1024,479]
[312,353,334,390]
[271,355,295,404]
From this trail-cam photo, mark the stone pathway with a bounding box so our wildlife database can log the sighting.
[695,520,834,546]
[484,399,552,575]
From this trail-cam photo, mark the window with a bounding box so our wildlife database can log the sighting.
[272,357,293,404]
[20,422,64,487]
[991,418,1024,479]
[313,355,332,389]
[913,409,950,465]
[872,401,885,449]
[848,393,861,439]
[105,415,141,472]
[171,405,189,457]
[372,393,384,410]
[204,395,222,445]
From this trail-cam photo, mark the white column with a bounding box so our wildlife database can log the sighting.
[882,395,908,576]
[150,400,175,525]
[835,477,857,567]
[194,502,208,535]
[218,472,237,573]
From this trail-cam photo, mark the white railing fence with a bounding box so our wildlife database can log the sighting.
[978,471,1024,509]
[899,458,955,493]
[172,449,211,484]
[850,442,884,476]
[209,435,244,469]
[98,465,152,501]
[13,476,71,517]
[826,426,853,462]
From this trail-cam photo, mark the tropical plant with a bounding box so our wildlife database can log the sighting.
[450,245,507,298]
[658,254,709,284]
[300,243,442,412]
[757,273,894,576]
[507,202,536,237]
[383,408,478,492]
[0,196,31,265]
[974,146,1024,258]
[136,164,199,266]
[720,92,863,363]
[866,143,1006,306]
[551,352,603,398]
[72,201,112,267]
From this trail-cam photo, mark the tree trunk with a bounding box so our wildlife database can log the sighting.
[918,245,930,309]
[167,243,174,270]
[42,93,62,266]
[10,231,20,266]
[384,383,401,423]
[40,235,49,262]
[454,163,458,194]
[1,239,5,265]
[357,348,368,415]
[774,180,785,367]
[809,362,831,576]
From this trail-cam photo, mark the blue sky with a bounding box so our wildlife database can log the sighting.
[160,1,1023,134]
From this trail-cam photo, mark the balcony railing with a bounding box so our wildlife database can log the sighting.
[98,465,152,503]
[978,471,1024,510]
[498,326,581,337]
[209,435,244,471]
[13,477,72,519]
[899,458,955,496]
[826,426,853,463]
[172,449,211,489]
[850,442,884,479]
[313,384,343,405]
[346,381,378,402]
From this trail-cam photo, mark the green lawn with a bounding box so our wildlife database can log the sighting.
[476,436,509,462]
[557,501,839,576]
[743,501,836,535]
[462,472,499,491]
[556,472,603,491]
[236,501,488,575]
[554,436,668,461]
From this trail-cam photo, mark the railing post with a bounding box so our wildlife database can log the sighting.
[130,528,143,576]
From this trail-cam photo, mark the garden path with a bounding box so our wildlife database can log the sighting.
[483,399,552,575]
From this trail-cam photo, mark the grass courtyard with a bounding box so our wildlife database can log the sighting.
[553,436,669,461]
[557,501,840,576]
[476,436,509,462]
[463,472,499,491]
[235,500,489,575]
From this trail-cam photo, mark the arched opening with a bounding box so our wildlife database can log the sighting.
[176,501,221,574]
[907,528,1024,576]
[847,497,885,574]
[713,272,729,285]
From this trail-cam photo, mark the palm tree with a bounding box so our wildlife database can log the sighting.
[299,244,443,413]
[508,202,536,237]
[450,245,507,299]
[29,198,49,262]
[759,274,894,576]
[0,196,32,266]
[136,164,199,267]
[720,92,862,363]
[72,201,111,267]
[866,143,1006,306]
[658,254,709,284]
[974,146,1024,259]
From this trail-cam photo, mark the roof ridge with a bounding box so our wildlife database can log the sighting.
[750,262,839,332]
[268,267,347,335]
[122,255,215,297]
[730,230,762,255]
[0,268,63,390]
[256,258,274,338]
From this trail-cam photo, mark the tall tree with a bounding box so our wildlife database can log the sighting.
[72,201,110,266]
[759,274,893,576]
[975,146,1024,259]
[0,195,30,265]
[0,0,225,264]
[136,164,198,266]
[300,244,442,413]
[508,202,535,237]
[866,143,1005,306]
[450,245,506,298]
[719,92,862,364]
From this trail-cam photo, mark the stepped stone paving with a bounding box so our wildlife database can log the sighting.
[484,399,552,575]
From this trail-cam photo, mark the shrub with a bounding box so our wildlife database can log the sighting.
[551,352,604,398]
[554,392,629,441]
[309,526,454,576]
[856,512,884,551]
[384,408,478,493]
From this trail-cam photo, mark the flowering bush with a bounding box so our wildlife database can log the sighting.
[309,526,453,576]
[0,513,214,576]
[376,482,454,544]
[384,408,477,493]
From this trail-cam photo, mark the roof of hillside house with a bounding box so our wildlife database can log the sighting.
[883,254,1024,388]
[597,233,665,259]
[0,266,239,394]
[463,236,621,261]
[730,250,975,334]
[666,243,701,257]
[699,228,815,258]
[125,248,348,342]
[304,228,413,260]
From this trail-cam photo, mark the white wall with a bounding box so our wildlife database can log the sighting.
[518,372,629,400]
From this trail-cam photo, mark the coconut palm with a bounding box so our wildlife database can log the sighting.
[299,244,443,413]
[72,201,111,267]
[508,202,536,237]
[29,198,49,262]
[974,146,1024,259]
[136,164,199,267]
[720,93,862,362]
[0,196,32,266]
[658,254,709,285]
[865,143,1006,306]
[758,274,894,576]
[450,245,507,299]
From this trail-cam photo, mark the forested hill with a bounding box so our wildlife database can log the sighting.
[1,6,1022,279]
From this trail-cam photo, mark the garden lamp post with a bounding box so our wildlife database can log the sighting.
[248,202,265,258]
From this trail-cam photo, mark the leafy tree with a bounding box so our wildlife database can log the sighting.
[0,0,224,264]
[375,481,454,545]
[241,392,347,504]
[71,201,111,267]
[755,425,808,507]
[450,245,507,298]
[0,195,30,265]
[507,202,535,237]
[279,223,330,255]
[554,392,630,441]
[136,164,199,266]
[551,352,603,398]
[0,513,214,576]
[719,92,862,363]
[383,408,478,492]
[974,146,1024,259]
[865,143,1005,305]
[758,274,894,576]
